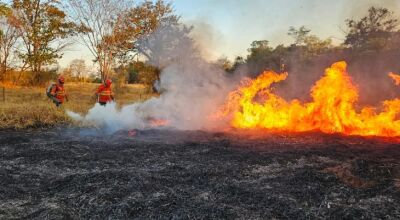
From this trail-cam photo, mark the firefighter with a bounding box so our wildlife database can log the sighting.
[47,76,68,107]
[96,79,114,106]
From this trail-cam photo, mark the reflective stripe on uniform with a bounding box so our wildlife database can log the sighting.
[99,91,111,96]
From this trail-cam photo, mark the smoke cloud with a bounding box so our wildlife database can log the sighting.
[67,25,239,132]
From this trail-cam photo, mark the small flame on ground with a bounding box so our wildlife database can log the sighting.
[148,118,169,127]
[215,61,400,137]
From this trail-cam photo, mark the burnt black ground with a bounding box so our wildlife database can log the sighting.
[1,128,400,219]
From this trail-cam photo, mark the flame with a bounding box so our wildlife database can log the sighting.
[389,72,400,85]
[216,61,400,137]
[149,118,169,127]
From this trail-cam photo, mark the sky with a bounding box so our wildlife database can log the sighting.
[58,0,400,68]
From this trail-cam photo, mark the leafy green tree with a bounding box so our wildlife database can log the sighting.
[115,61,159,85]
[246,41,273,67]
[345,7,399,52]
[126,64,138,84]
[246,40,287,74]
[12,0,81,84]
[288,26,332,59]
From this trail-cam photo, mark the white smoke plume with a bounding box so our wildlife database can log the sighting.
[67,24,239,132]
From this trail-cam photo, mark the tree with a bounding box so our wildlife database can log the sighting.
[231,56,245,72]
[110,0,184,67]
[345,7,399,52]
[288,26,332,58]
[66,0,133,80]
[125,63,138,83]
[69,59,86,81]
[0,3,20,80]
[114,61,159,85]
[12,0,80,84]
[216,56,232,72]
[246,40,279,74]
[0,3,20,82]
[288,26,311,45]
[247,40,272,57]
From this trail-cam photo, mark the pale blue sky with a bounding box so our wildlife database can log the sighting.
[59,0,400,67]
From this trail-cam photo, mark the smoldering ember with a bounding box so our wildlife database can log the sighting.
[1,0,400,219]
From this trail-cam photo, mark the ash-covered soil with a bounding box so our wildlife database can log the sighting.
[1,128,400,219]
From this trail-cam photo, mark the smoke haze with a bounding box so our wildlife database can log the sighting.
[67,25,240,132]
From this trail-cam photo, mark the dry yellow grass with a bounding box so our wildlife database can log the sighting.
[0,83,156,129]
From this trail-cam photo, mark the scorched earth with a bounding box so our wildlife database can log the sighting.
[1,128,400,219]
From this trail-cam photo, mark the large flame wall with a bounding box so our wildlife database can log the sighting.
[217,61,400,137]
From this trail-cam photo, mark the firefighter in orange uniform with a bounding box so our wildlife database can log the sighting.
[47,76,68,107]
[96,79,114,106]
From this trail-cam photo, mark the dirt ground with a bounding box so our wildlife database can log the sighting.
[1,128,400,219]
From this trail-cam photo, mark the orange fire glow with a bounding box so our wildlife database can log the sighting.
[149,118,169,127]
[216,61,400,137]
[389,72,400,85]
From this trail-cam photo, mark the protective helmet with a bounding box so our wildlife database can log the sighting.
[58,76,65,84]
[105,79,112,86]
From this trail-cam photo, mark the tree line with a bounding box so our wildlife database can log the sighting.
[219,7,400,77]
[0,1,399,87]
[0,0,184,86]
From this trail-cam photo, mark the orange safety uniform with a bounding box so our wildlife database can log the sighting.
[96,84,114,103]
[50,83,67,104]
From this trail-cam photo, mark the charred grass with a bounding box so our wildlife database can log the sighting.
[0,83,155,129]
[0,129,399,219]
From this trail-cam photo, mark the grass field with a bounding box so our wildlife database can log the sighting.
[0,83,156,129]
